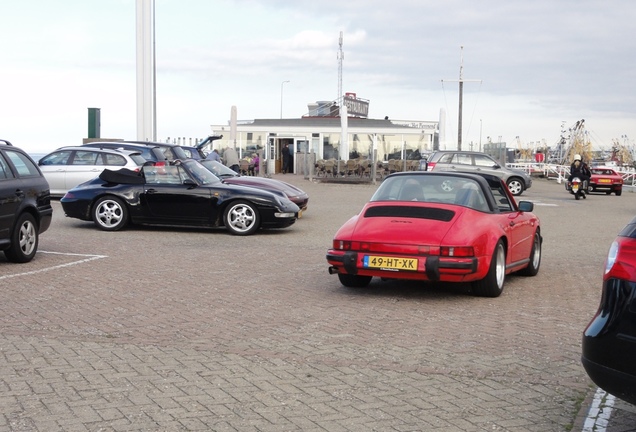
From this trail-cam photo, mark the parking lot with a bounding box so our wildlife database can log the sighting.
[1,174,635,431]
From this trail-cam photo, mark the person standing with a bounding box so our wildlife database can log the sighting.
[223,146,240,173]
[207,149,221,162]
[252,153,260,176]
[282,143,292,174]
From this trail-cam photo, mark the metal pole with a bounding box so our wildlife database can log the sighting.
[280,80,289,119]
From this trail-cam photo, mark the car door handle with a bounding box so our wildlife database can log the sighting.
[14,189,25,198]
[146,188,157,194]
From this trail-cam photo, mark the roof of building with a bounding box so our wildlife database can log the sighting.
[242,117,427,130]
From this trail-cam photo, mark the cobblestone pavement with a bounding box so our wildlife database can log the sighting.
[1,174,635,431]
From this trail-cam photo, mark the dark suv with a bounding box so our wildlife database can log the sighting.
[0,140,53,262]
[426,150,532,196]
[82,141,189,162]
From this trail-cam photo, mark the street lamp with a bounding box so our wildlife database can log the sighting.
[280,80,290,119]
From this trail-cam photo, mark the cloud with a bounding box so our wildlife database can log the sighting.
[3,0,636,152]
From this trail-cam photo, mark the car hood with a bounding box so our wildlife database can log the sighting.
[223,176,307,197]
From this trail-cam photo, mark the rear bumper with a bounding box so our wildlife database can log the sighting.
[581,356,636,405]
[60,198,93,221]
[589,182,622,192]
[38,206,53,234]
[326,250,479,282]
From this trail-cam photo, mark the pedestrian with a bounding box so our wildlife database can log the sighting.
[252,153,260,176]
[207,149,221,162]
[223,146,240,173]
[282,143,292,174]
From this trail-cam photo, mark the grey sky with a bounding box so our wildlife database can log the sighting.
[1,0,634,153]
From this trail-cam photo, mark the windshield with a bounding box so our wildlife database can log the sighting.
[171,146,189,160]
[182,160,221,185]
[371,174,489,211]
[200,159,238,178]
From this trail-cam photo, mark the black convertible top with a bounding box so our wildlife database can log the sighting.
[99,168,145,185]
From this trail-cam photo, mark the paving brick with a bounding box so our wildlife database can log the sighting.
[1,177,634,430]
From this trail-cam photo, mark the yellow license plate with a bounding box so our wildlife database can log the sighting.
[363,255,418,271]
[599,179,611,183]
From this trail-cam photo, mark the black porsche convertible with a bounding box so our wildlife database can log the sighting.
[60,159,299,235]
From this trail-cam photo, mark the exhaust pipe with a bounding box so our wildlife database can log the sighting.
[328,266,339,275]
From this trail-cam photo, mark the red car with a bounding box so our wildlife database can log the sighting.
[589,167,623,196]
[199,159,309,212]
[326,172,542,297]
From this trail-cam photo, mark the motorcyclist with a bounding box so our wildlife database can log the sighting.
[568,154,591,191]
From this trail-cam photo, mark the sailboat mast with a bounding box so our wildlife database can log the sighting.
[442,47,480,151]
[458,47,464,151]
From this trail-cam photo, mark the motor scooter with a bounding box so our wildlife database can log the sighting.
[566,176,587,200]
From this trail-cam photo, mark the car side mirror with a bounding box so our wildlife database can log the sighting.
[183,179,197,187]
[518,201,533,212]
[492,164,501,169]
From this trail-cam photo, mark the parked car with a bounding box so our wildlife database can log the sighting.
[180,146,206,160]
[426,150,532,196]
[60,159,299,236]
[0,139,53,262]
[589,167,623,196]
[199,159,309,212]
[38,146,146,196]
[82,141,188,162]
[326,171,542,297]
[582,216,636,405]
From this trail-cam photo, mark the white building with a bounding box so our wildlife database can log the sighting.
[207,115,440,175]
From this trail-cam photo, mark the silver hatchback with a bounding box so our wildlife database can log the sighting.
[38,147,146,196]
[426,150,532,196]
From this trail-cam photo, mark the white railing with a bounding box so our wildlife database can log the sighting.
[507,162,636,187]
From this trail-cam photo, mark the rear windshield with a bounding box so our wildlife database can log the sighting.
[371,174,489,211]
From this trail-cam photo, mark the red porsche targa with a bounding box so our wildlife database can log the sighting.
[326,171,542,297]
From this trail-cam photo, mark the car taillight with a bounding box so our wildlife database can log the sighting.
[427,162,436,171]
[440,246,474,257]
[332,240,371,251]
[604,238,636,281]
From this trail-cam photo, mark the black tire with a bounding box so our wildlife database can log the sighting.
[518,231,541,276]
[575,193,580,200]
[506,178,524,196]
[4,213,38,263]
[472,240,506,297]
[93,196,128,231]
[224,200,260,235]
[338,273,372,288]
[616,190,622,196]
[606,191,612,195]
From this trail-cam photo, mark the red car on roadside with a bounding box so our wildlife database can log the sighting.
[326,171,542,297]
[589,167,623,196]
